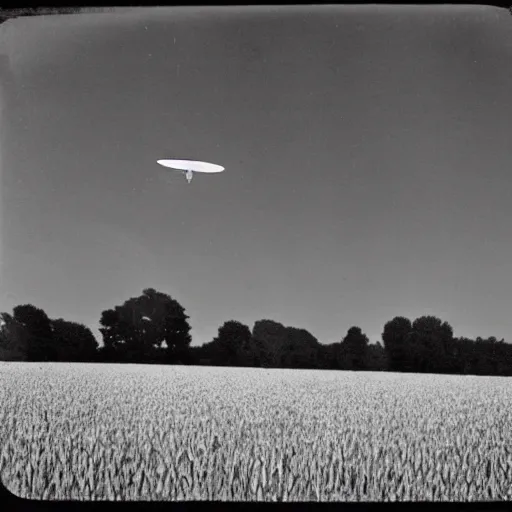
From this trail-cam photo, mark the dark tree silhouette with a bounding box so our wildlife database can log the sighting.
[317,343,340,370]
[366,341,388,371]
[51,318,99,362]
[489,338,512,376]
[0,312,28,361]
[187,344,209,365]
[251,320,289,368]
[192,340,215,366]
[4,290,512,377]
[99,288,192,364]
[472,336,510,376]
[281,327,321,369]
[12,304,56,361]
[209,320,252,367]
[249,335,273,368]
[407,316,454,373]
[340,326,369,370]
[450,336,473,374]
[382,316,413,372]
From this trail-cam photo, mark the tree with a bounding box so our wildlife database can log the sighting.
[12,304,57,361]
[51,319,99,362]
[187,345,205,365]
[251,320,288,368]
[317,343,339,370]
[450,336,484,376]
[209,320,252,367]
[382,316,413,372]
[281,327,320,369]
[407,316,454,374]
[99,288,192,364]
[340,326,369,370]
[366,341,388,371]
[490,338,512,376]
[96,343,118,363]
[469,336,511,376]
[0,312,28,361]
[192,340,215,366]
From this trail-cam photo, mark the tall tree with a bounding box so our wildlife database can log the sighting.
[51,318,99,362]
[340,326,369,370]
[251,320,288,368]
[210,320,252,367]
[407,316,454,374]
[382,316,413,372]
[99,288,192,364]
[12,304,56,361]
[281,327,320,369]
[0,312,28,361]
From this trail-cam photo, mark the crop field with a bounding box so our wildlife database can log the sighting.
[1,363,512,501]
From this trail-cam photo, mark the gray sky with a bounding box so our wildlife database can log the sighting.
[1,6,512,347]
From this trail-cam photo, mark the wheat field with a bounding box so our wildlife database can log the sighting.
[1,362,512,501]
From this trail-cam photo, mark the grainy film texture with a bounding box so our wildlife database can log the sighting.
[1,5,512,501]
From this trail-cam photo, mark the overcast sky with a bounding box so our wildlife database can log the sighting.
[1,6,512,347]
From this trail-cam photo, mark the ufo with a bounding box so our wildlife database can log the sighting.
[157,159,225,183]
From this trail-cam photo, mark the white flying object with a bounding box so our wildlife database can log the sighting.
[157,159,225,184]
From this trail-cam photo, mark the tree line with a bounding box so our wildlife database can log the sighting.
[1,287,511,377]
